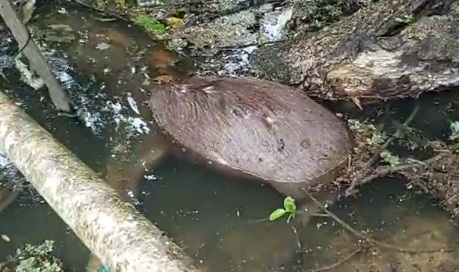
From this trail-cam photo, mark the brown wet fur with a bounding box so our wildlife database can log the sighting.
[148,76,354,200]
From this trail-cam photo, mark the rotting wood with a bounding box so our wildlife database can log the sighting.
[0,92,203,272]
[253,0,459,104]
[0,0,72,112]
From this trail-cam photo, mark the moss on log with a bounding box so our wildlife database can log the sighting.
[253,0,458,103]
[0,92,202,272]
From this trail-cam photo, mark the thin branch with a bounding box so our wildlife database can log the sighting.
[313,248,361,272]
[301,188,451,254]
[352,151,448,191]
[368,104,420,167]
[346,104,421,194]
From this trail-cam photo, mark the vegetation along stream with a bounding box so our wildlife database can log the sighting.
[0,1,459,271]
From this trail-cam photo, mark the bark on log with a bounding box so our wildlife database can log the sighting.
[0,92,202,272]
[0,0,72,112]
[253,0,458,103]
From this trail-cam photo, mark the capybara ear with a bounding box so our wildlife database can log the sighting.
[147,47,177,71]
[146,46,195,84]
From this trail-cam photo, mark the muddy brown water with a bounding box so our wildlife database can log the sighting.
[0,3,459,272]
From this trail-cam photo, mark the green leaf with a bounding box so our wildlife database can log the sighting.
[283,197,296,212]
[269,208,286,221]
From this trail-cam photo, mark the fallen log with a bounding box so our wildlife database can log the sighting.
[253,0,458,104]
[0,92,202,272]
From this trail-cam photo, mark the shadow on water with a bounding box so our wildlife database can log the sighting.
[0,2,458,272]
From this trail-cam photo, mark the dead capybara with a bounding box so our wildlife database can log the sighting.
[148,76,354,200]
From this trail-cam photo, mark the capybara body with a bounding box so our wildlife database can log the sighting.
[149,76,353,199]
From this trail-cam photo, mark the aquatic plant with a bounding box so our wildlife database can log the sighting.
[380,151,401,167]
[348,119,386,147]
[269,196,297,223]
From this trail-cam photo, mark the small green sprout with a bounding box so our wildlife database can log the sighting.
[269,196,297,223]
[380,151,401,167]
[365,131,386,147]
[347,119,387,148]
[347,119,367,133]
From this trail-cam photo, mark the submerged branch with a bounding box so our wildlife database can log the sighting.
[0,0,72,112]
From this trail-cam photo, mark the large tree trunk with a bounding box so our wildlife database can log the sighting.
[253,0,458,104]
[0,92,203,272]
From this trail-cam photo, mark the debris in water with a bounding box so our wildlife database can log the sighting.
[144,173,158,181]
[107,101,150,136]
[95,42,110,50]
[127,116,150,134]
[1,234,10,242]
[126,93,140,114]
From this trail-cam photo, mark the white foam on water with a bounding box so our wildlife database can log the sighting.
[106,100,150,136]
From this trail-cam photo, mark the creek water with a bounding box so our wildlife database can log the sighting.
[0,3,459,272]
